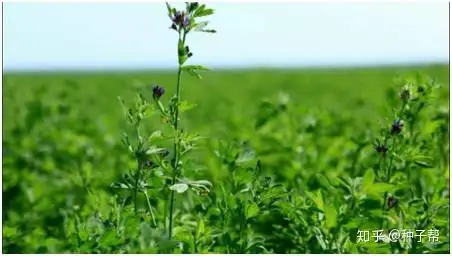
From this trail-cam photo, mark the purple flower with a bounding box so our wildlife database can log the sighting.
[390,119,404,135]
[152,85,165,100]
[171,11,190,30]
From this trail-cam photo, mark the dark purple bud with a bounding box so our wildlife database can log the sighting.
[399,86,411,102]
[387,195,398,209]
[390,119,404,135]
[375,144,388,155]
[152,84,165,100]
[417,85,426,95]
[187,52,193,58]
[170,23,178,31]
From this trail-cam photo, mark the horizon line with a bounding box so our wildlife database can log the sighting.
[3,60,449,75]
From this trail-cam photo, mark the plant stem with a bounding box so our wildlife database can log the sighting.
[144,190,157,227]
[134,162,141,214]
[168,31,186,240]
[134,125,142,214]
[379,103,405,230]
[380,191,388,230]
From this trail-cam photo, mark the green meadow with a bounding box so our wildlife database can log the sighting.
[2,64,450,253]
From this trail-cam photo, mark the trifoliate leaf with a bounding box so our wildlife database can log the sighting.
[169,183,189,193]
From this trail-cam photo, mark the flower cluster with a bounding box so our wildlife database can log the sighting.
[170,11,190,31]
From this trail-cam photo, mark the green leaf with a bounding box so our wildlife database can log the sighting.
[158,239,180,251]
[110,182,130,189]
[260,186,287,203]
[389,172,407,184]
[165,2,175,17]
[2,226,17,237]
[193,4,205,15]
[78,229,89,241]
[406,154,433,167]
[366,183,395,197]
[99,230,120,247]
[235,170,254,185]
[185,70,202,79]
[312,227,327,250]
[121,132,130,146]
[194,21,209,31]
[311,190,324,211]
[196,219,205,238]
[194,7,214,17]
[235,151,255,164]
[408,198,423,207]
[414,160,432,168]
[245,203,260,219]
[359,198,381,210]
[169,183,189,193]
[147,130,163,142]
[421,120,442,136]
[200,29,216,33]
[187,2,199,13]
[146,146,167,155]
[181,65,210,79]
[307,206,324,214]
[193,4,214,18]
[179,100,197,112]
[324,204,337,229]
[190,180,213,187]
[140,222,153,240]
[343,219,361,229]
[190,183,211,192]
[192,21,216,33]
[362,168,375,191]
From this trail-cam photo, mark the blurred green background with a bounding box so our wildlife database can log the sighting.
[4,64,449,135]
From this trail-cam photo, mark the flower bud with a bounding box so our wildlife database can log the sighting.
[152,84,165,100]
[399,86,411,102]
[390,119,404,135]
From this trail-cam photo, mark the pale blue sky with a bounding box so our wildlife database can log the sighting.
[3,2,449,71]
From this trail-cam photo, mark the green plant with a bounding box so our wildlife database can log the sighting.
[115,1,217,243]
